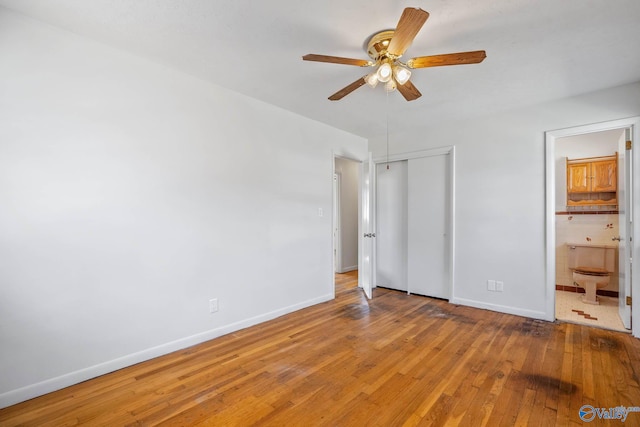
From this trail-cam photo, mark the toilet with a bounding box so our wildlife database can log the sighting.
[567,244,616,305]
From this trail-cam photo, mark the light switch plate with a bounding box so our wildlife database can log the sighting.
[209,298,219,313]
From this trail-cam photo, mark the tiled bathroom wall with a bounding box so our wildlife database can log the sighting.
[555,213,619,292]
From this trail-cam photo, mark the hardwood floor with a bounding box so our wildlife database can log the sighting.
[2,270,640,426]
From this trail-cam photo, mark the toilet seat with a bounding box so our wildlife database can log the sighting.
[574,267,609,276]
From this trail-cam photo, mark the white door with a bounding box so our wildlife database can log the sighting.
[618,129,632,329]
[408,154,450,298]
[360,152,374,299]
[375,160,408,291]
[375,153,451,298]
[333,173,341,273]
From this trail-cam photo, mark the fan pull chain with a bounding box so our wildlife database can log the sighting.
[386,88,390,170]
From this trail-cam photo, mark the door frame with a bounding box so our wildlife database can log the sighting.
[333,172,342,274]
[545,117,640,338]
[373,145,456,300]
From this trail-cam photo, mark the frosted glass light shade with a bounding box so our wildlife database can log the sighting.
[377,63,392,83]
[393,66,411,85]
[385,79,397,92]
[366,73,379,88]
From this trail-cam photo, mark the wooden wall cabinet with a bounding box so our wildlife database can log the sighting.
[566,153,617,210]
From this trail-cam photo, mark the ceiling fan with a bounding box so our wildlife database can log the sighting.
[303,7,486,101]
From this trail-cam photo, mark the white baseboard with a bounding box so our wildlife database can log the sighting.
[0,293,333,409]
[336,265,357,273]
[450,297,549,321]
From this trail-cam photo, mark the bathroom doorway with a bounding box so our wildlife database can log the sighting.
[547,120,637,334]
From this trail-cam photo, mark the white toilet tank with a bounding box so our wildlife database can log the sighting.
[567,244,616,273]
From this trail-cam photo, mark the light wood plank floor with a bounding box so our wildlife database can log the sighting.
[2,271,640,426]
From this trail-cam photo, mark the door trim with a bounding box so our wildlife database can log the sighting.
[333,172,342,274]
[545,117,640,338]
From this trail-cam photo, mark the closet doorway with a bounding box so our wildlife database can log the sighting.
[375,148,454,299]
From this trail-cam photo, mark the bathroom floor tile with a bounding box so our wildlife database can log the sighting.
[555,290,629,333]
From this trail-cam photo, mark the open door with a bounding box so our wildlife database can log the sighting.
[360,152,374,299]
[618,129,632,329]
[333,173,341,273]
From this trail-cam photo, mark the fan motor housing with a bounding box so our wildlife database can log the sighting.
[366,30,396,61]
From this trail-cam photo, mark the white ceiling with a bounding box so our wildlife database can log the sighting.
[2,0,640,140]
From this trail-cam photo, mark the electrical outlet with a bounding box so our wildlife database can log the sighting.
[209,298,219,313]
[496,281,504,292]
[487,280,496,291]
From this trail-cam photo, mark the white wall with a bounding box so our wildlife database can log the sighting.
[370,81,640,320]
[0,8,367,407]
[334,158,359,272]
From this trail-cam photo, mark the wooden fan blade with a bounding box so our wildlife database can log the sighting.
[407,50,487,68]
[328,77,367,101]
[303,54,372,67]
[387,8,429,57]
[397,80,422,101]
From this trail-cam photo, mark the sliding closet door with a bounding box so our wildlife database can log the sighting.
[375,160,408,291]
[407,154,450,298]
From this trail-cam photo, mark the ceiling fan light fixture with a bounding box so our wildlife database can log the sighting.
[393,66,411,85]
[385,79,397,92]
[303,8,486,101]
[365,73,379,88]
[377,62,393,83]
